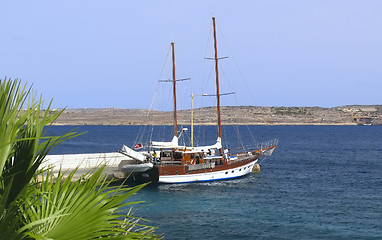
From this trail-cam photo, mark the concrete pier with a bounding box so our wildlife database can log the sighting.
[42,152,135,181]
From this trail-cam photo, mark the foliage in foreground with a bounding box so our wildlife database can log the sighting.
[24,168,158,239]
[0,77,159,239]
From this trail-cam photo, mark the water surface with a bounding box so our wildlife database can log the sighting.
[49,125,382,239]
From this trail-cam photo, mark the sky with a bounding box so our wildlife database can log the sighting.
[1,0,381,109]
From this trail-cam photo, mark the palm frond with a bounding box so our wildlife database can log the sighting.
[21,166,159,239]
[1,81,80,207]
[0,77,160,239]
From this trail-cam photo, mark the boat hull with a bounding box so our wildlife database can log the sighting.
[122,144,276,184]
[158,159,258,184]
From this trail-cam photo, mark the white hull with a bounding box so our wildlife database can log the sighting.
[158,160,258,183]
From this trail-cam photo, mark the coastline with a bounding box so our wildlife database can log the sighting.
[52,105,382,126]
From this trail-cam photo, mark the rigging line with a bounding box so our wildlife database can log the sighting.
[258,155,268,164]
[189,22,212,95]
[158,44,172,81]
[201,61,215,98]
[217,22,257,106]
[156,125,165,142]
[231,94,244,150]
[148,125,154,148]
[200,124,206,147]
[219,64,237,97]
[215,24,259,148]
[196,123,203,147]
[222,125,226,148]
[135,124,146,147]
[144,85,163,147]
[184,130,191,147]
[134,85,158,146]
[204,22,214,68]
[232,93,257,146]
[196,125,201,147]
[134,86,160,146]
[236,124,245,150]
[233,121,245,151]
[134,123,143,146]
[146,82,161,141]
[136,44,172,146]
[201,21,215,102]
[246,123,257,145]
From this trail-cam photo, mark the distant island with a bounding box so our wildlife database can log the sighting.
[52,105,382,126]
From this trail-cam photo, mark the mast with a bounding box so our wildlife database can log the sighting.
[171,42,178,137]
[191,93,194,147]
[212,17,223,156]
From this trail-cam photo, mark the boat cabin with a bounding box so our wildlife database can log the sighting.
[156,148,224,167]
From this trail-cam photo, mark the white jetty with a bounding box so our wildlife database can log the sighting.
[42,151,138,181]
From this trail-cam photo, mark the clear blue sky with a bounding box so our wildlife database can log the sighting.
[1,0,381,109]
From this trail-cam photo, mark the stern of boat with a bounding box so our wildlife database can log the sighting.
[131,167,159,183]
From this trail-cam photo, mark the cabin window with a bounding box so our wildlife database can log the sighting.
[175,171,178,175]
[190,153,195,159]
[239,169,242,171]
[231,170,234,173]
[161,151,172,158]
[174,152,183,160]
[164,172,168,175]
[225,172,228,174]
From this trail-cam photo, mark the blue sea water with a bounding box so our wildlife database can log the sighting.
[48,125,382,239]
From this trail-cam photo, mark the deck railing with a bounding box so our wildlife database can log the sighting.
[188,162,215,171]
[229,139,278,154]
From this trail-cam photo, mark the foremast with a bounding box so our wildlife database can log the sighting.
[154,43,190,148]
[171,42,178,137]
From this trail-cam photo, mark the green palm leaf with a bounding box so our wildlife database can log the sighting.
[0,77,160,239]
[21,167,158,239]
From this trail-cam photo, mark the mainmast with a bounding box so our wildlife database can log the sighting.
[212,17,223,156]
[171,42,178,137]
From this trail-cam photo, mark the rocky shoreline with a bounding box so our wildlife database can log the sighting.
[52,105,382,126]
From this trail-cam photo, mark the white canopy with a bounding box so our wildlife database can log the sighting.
[151,135,179,149]
[151,136,222,152]
[190,137,222,152]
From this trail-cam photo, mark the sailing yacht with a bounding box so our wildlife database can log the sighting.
[120,17,277,183]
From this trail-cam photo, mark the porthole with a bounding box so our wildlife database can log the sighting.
[239,169,242,171]
[164,172,168,175]
[225,172,228,174]
[175,171,178,175]
[231,170,234,173]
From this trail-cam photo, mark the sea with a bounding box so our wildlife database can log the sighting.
[48,125,382,239]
